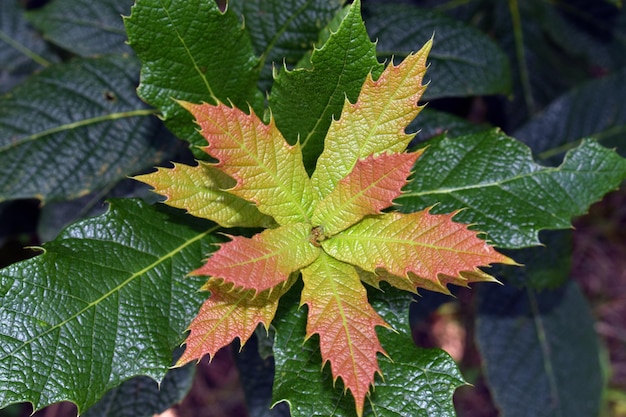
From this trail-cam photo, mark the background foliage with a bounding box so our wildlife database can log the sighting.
[1,0,625,416]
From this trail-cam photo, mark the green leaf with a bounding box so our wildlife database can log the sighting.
[363,2,511,99]
[515,68,626,159]
[268,0,384,172]
[0,55,177,204]
[272,281,466,417]
[124,0,264,157]
[0,199,219,412]
[26,0,133,56]
[228,0,343,92]
[396,130,626,248]
[0,0,57,93]
[476,281,603,417]
[83,364,195,417]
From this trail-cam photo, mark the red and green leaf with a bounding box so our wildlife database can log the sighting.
[311,39,431,198]
[192,223,320,293]
[180,101,316,225]
[134,162,274,228]
[300,252,388,417]
[323,210,516,292]
[312,151,422,236]
[177,279,294,365]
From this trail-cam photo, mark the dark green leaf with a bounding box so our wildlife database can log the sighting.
[83,363,195,417]
[26,0,134,57]
[476,281,603,417]
[0,0,58,93]
[271,281,465,417]
[396,130,626,248]
[0,199,218,412]
[0,55,177,204]
[124,0,264,157]
[515,68,626,159]
[229,0,342,93]
[268,0,383,173]
[362,3,510,99]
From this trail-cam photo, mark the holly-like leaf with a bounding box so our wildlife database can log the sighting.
[177,279,294,366]
[396,131,626,248]
[311,39,431,198]
[322,210,516,293]
[134,162,274,228]
[0,199,218,413]
[268,0,384,172]
[191,223,319,293]
[300,252,388,417]
[124,0,264,156]
[312,151,422,236]
[180,101,316,225]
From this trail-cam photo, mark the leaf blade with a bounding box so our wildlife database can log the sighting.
[0,56,173,204]
[124,0,264,156]
[192,223,319,293]
[396,131,626,248]
[300,253,388,417]
[182,101,316,225]
[177,279,293,365]
[134,162,274,228]
[323,211,514,293]
[0,199,218,412]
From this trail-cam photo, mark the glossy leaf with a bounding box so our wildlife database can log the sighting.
[0,55,175,204]
[311,39,431,197]
[0,199,218,412]
[124,0,264,156]
[177,279,293,365]
[300,253,388,416]
[396,131,626,248]
[312,151,422,236]
[181,101,316,225]
[269,0,384,172]
[192,223,319,293]
[135,162,274,228]
[323,210,514,293]
[26,0,133,56]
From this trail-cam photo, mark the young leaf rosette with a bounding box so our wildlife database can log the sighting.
[134,38,515,416]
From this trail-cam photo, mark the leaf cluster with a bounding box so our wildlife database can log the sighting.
[1,0,626,416]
